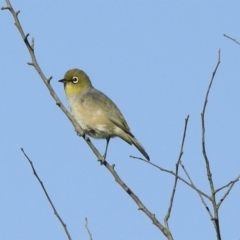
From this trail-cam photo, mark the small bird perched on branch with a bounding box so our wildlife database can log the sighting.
[59,69,150,161]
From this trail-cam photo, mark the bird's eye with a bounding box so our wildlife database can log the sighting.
[72,76,79,83]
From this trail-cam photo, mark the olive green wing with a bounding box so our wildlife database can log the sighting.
[86,88,133,136]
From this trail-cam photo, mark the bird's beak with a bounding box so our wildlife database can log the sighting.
[58,79,68,83]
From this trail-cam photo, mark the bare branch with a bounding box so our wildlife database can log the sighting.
[20,148,72,240]
[131,156,211,202]
[201,49,221,240]
[3,1,172,238]
[164,115,189,228]
[1,0,105,163]
[102,162,174,239]
[201,49,221,195]
[85,218,93,240]
[223,34,240,45]
[215,174,240,194]
[180,160,214,220]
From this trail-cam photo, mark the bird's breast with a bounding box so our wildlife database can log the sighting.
[67,94,115,139]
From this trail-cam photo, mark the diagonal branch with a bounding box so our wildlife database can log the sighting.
[1,0,105,164]
[20,148,72,240]
[103,162,173,239]
[180,159,214,220]
[223,34,240,45]
[215,174,240,195]
[85,218,93,240]
[2,1,172,238]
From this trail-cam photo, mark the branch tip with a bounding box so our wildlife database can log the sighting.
[24,33,34,52]
[47,76,53,84]
[85,218,93,240]
[24,33,29,40]
[223,34,240,45]
[1,6,10,10]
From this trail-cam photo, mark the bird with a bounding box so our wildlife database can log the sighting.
[59,69,150,161]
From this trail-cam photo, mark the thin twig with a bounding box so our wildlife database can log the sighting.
[223,34,240,45]
[130,156,211,200]
[201,49,221,198]
[85,218,93,240]
[201,49,221,240]
[164,163,179,228]
[215,174,240,194]
[217,174,240,208]
[136,154,216,220]
[20,148,72,240]
[180,160,214,220]
[102,162,173,239]
[164,115,189,229]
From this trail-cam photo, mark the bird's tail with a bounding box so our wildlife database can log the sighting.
[130,136,150,161]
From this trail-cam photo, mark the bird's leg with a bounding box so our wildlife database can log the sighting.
[103,137,110,159]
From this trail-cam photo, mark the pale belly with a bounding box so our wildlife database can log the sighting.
[68,96,114,139]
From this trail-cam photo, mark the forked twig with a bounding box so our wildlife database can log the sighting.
[217,174,240,208]
[179,160,214,220]
[130,156,211,200]
[215,174,240,194]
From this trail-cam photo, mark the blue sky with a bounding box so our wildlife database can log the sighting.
[1,1,240,239]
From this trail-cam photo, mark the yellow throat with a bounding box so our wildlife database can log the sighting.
[60,69,93,97]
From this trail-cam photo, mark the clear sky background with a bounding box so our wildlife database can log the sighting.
[1,1,240,240]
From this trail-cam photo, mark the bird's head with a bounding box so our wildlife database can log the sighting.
[59,69,92,97]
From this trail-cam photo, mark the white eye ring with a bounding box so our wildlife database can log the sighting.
[72,76,79,83]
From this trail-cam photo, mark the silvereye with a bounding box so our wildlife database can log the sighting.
[59,69,150,161]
